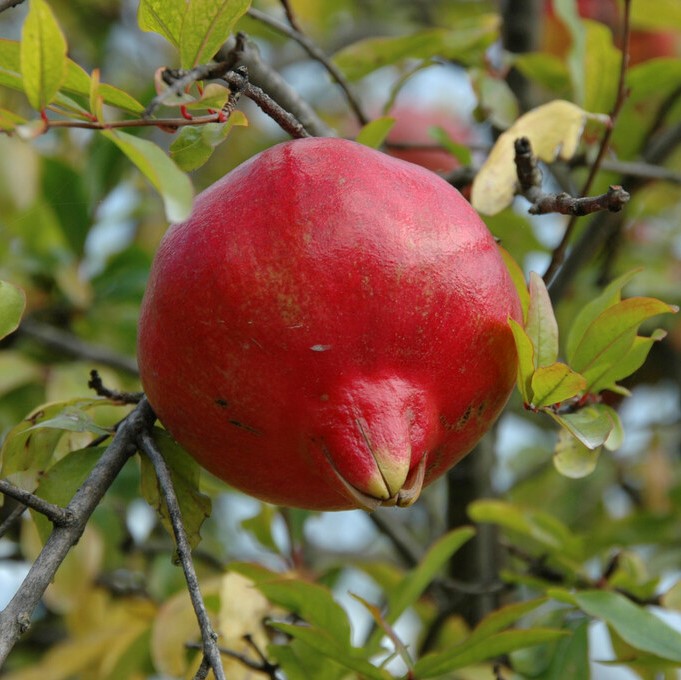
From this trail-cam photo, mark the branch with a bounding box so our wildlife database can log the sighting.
[146,60,316,140]
[0,399,154,665]
[0,480,72,526]
[0,0,25,13]
[219,34,336,137]
[247,7,368,127]
[88,369,143,404]
[18,318,139,375]
[543,0,633,285]
[137,420,226,680]
[513,137,630,216]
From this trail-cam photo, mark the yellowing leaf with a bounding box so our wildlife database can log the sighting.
[471,100,590,215]
[355,116,396,149]
[508,317,535,404]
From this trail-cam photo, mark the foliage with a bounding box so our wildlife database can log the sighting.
[1,0,681,678]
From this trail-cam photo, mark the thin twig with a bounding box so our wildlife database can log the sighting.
[187,635,281,679]
[137,423,226,680]
[247,7,368,126]
[0,400,153,665]
[0,503,27,539]
[0,0,25,13]
[514,137,630,215]
[88,369,143,404]
[543,0,633,285]
[0,480,72,526]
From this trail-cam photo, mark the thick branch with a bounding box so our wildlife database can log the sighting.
[0,399,154,665]
[514,137,630,215]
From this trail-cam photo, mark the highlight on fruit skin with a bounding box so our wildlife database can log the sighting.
[137,137,522,511]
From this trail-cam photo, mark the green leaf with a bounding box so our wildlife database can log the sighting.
[553,428,601,479]
[428,126,473,165]
[526,272,559,369]
[137,0,185,47]
[24,406,111,436]
[230,563,352,645]
[414,628,569,677]
[569,297,677,388]
[355,116,396,149]
[139,428,212,550]
[20,0,67,110]
[32,446,105,543]
[589,329,667,395]
[103,129,194,222]
[467,597,549,644]
[333,16,499,81]
[269,622,390,680]
[508,318,535,404]
[0,40,144,116]
[548,404,615,450]
[571,590,681,663]
[0,398,106,489]
[499,247,530,321]
[0,280,26,340]
[180,0,251,69]
[531,363,586,408]
[566,270,640,364]
[169,112,248,172]
[468,500,582,561]
[381,526,475,633]
[543,620,590,680]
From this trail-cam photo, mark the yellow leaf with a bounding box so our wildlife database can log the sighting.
[472,100,592,215]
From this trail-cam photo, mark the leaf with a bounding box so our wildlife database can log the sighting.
[568,297,678,389]
[471,100,593,215]
[169,112,248,172]
[229,562,353,645]
[428,126,473,165]
[355,116,396,149]
[180,0,251,69]
[350,593,413,671]
[570,590,681,663]
[139,428,212,551]
[137,0,185,47]
[566,270,641,363]
[0,398,108,489]
[384,526,475,628]
[32,446,104,543]
[526,272,559,369]
[531,363,586,408]
[582,19,621,114]
[543,620,590,680]
[508,317,535,404]
[414,628,569,677]
[20,0,67,110]
[333,16,499,81]
[103,129,194,222]
[24,406,111,436]
[499,246,530,321]
[0,280,26,340]
[269,622,390,680]
[468,500,582,561]
[553,428,601,479]
[467,597,549,644]
[548,404,615,450]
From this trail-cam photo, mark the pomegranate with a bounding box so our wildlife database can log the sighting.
[137,137,521,511]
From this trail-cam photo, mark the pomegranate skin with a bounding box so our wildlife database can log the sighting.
[137,137,522,510]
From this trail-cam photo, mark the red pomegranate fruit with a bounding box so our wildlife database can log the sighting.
[137,137,521,511]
